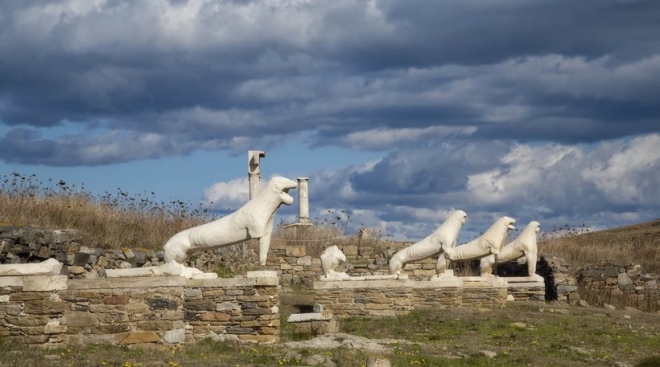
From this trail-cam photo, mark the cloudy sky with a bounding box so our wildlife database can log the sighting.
[1,0,659,242]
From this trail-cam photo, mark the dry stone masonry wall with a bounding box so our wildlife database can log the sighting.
[577,260,659,312]
[0,272,280,346]
[313,276,509,318]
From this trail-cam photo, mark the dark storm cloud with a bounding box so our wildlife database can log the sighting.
[0,0,659,166]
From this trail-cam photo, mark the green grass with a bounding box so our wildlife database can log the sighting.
[0,301,659,367]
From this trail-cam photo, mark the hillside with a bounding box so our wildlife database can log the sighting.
[539,218,660,274]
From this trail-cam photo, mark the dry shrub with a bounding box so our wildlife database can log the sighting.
[273,220,384,259]
[539,219,660,274]
[0,173,211,250]
[274,222,352,257]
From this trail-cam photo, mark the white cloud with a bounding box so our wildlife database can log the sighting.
[466,144,582,205]
[202,177,249,211]
[582,134,660,205]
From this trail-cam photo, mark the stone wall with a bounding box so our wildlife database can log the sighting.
[267,240,433,286]
[0,272,280,345]
[576,261,659,312]
[313,276,509,318]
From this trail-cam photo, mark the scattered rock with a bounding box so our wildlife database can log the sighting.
[366,355,391,367]
[478,350,497,358]
[283,333,413,353]
[569,346,593,355]
[67,266,86,275]
[305,354,335,367]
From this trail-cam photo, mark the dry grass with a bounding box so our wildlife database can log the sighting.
[275,223,350,257]
[0,173,210,250]
[539,219,660,274]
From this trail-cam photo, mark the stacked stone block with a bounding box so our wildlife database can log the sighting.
[577,261,659,311]
[314,277,507,319]
[505,277,546,302]
[461,277,508,308]
[0,272,280,346]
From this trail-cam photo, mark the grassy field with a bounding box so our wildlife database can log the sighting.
[0,301,658,367]
[1,173,659,366]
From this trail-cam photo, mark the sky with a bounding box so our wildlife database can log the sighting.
[0,0,659,242]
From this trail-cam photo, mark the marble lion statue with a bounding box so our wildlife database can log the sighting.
[436,216,516,273]
[480,220,541,278]
[320,245,349,280]
[164,176,297,266]
[389,210,468,275]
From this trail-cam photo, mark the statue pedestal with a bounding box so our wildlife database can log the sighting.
[503,275,546,302]
[247,270,278,278]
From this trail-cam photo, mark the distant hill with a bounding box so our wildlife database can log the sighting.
[539,218,660,274]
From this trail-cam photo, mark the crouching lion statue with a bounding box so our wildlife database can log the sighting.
[437,216,516,273]
[163,176,297,267]
[389,210,468,275]
[480,220,541,278]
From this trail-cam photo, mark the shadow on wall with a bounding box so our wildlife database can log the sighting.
[495,256,556,301]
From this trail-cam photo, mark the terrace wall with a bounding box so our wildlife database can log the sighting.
[313,276,511,318]
[0,272,280,346]
[577,261,659,312]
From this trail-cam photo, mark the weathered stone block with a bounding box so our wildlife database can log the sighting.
[149,298,179,310]
[286,246,306,257]
[297,256,312,266]
[23,275,67,292]
[5,315,50,327]
[92,323,132,334]
[73,253,91,266]
[116,331,161,345]
[216,302,241,312]
[15,334,50,344]
[342,245,358,256]
[138,320,173,331]
[24,300,67,315]
[311,319,338,334]
[184,289,203,299]
[163,329,186,344]
[618,273,635,290]
[604,266,619,277]
[63,312,98,327]
[10,292,49,301]
[104,295,130,305]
